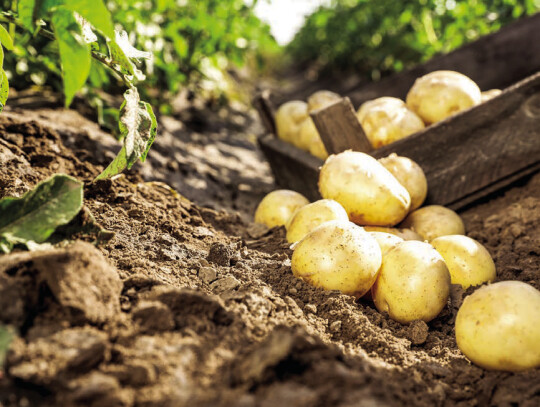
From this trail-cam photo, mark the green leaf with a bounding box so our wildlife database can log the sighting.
[0,325,13,367]
[51,8,91,107]
[0,70,8,113]
[107,39,134,76]
[41,0,115,39]
[0,25,14,50]
[17,0,37,32]
[0,174,83,254]
[95,89,157,180]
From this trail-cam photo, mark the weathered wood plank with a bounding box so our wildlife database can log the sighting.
[347,13,540,106]
[310,97,373,155]
[371,71,540,208]
[258,134,322,201]
[253,90,277,135]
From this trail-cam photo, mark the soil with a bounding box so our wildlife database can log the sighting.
[0,106,539,407]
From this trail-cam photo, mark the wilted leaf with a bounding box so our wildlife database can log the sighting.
[0,25,14,50]
[0,325,13,367]
[0,174,83,253]
[74,13,98,44]
[96,88,157,180]
[114,30,152,60]
[0,70,8,113]
[107,38,135,76]
[51,8,91,107]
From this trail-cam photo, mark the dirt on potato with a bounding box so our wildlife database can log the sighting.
[0,109,539,407]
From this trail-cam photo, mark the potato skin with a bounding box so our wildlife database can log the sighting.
[298,118,329,159]
[254,190,309,228]
[287,199,349,243]
[481,89,502,102]
[357,97,425,148]
[291,220,382,297]
[372,241,451,323]
[455,281,540,371]
[379,154,428,211]
[275,101,308,145]
[319,151,411,226]
[406,70,481,124]
[368,232,404,255]
[431,235,496,288]
[364,226,423,241]
[307,90,341,112]
[400,205,465,241]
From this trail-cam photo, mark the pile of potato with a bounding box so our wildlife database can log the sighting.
[274,70,502,156]
[254,149,540,372]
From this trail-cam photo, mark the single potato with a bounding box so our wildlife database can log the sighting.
[431,235,496,288]
[372,240,451,323]
[456,281,540,371]
[298,118,329,159]
[291,220,382,297]
[379,153,428,211]
[319,151,411,226]
[287,199,349,243]
[481,89,502,102]
[307,90,341,111]
[364,226,423,241]
[406,70,482,124]
[400,205,465,241]
[275,101,309,146]
[357,97,425,148]
[254,190,309,228]
[368,232,404,255]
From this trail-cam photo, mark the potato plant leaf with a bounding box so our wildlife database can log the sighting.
[17,0,37,31]
[0,325,13,367]
[0,174,83,254]
[0,25,14,50]
[96,88,157,180]
[0,70,8,113]
[107,39,135,76]
[51,8,91,107]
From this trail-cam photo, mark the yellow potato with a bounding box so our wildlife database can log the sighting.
[275,101,309,146]
[481,89,502,102]
[298,118,328,159]
[431,235,496,289]
[319,151,411,226]
[364,226,423,241]
[400,205,465,241]
[368,232,404,255]
[456,281,540,371]
[356,97,425,148]
[307,90,341,112]
[254,190,309,228]
[291,220,382,297]
[372,241,451,323]
[286,199,349,243]
[378,153,428,211]
[406,70,482,124]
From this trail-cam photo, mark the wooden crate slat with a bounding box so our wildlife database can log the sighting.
[310,97,373,155]
[253,90,276,135]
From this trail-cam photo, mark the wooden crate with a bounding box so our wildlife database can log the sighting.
[256,14,540,210]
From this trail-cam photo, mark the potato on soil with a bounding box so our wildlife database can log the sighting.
[368,232,404,255]
[431,235,496,289]
[400,205,465,241]
[307,90,341,112]
[379,153,428,211]
[481,89,502,102]
[319,151,411,226]
[287,199,349,243]
[406,70,482,124]
[291,220,382,297]
[455,281,540,372]
[298,118,328,159]
[356,97,425,148]
[275,101,309,146]
[372,240,451,323]
[254,190,309,228]
[364,226,423,241]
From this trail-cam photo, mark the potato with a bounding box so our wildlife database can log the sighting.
[431,235,496,289]
[291,220,381,297]
[319,151,411,226]
[364,226,423,241]
[368,232,404,255]
[372,241,451,323]
[456,281,540,371]
[298,118,329,159]
[406,70,482,124]
[275,101,309,146]
[481,89,502,102]
[378,153,427,211]
[356,97,425,148]
[254,190,309,228]
[286,199,349,243]
[400,205,465,241]
[307,90,341,112]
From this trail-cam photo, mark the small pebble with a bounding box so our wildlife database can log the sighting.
[288,288,298,295]
[304,304,317,314]
[329,320,342,332]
